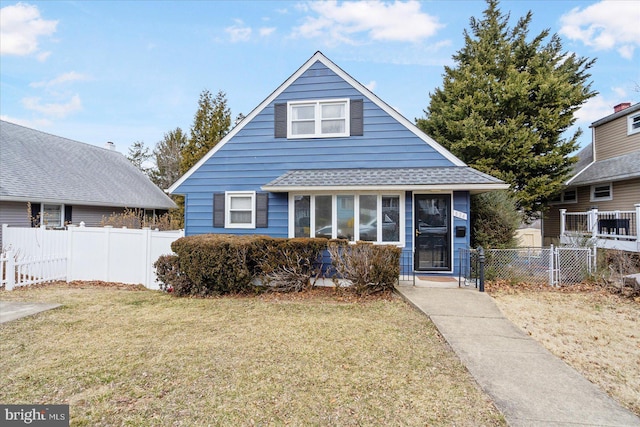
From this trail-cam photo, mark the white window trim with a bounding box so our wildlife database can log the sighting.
[287,99,350,139]
[590,183,613,202]
[628,112,640,135]
[550,189,578,205]
[225,191,256,229]
[41,203,64,228]
[288,192,405,246]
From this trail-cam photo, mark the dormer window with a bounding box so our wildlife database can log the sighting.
[289,99,349,138]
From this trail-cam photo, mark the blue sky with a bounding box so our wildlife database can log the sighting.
[1,0,639,156]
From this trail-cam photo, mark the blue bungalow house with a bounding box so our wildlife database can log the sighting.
[169,52,507,276]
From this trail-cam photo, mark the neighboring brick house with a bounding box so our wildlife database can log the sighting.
[169,52,508,275]
[0,120,176,246]
[544,102,640,252]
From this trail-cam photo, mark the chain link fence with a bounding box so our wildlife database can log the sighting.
[459,245,595,287]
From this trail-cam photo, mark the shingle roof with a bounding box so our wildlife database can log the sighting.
[262,167,507,193]
[0,120,176,209]
[568,151,640,186]
[590,102,640,128]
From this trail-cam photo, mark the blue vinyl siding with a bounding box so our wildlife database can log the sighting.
[176,59,469,275]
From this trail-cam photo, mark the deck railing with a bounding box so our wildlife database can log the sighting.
[560,204,640,252]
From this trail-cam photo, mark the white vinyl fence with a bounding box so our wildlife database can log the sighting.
[1,224,184,290]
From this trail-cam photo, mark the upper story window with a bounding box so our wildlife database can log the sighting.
[628,113,640,135]
[288,99,349,138]
[590,183,612,202]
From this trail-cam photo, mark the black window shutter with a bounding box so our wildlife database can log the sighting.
[30,203,41,227]
[64,206,73,225]
[256,193,269,228]
[274,103,287,138]
[350,99,363,136]
[213,193,225,227]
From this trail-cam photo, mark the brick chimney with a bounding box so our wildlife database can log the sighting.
[614,102,631,113]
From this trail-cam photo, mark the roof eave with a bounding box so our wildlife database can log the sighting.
[261,183,510,193]
[0,195,176,210]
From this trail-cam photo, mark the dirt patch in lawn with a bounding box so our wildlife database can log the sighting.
[1,282,504,426]
[488,281,640,416]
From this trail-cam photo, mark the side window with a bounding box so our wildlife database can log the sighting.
[628,113,640,135]
[590,184,612,202]
[213,192,268,229]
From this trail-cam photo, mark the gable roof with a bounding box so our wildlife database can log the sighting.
[262,167,507,194]
[0,120,176,209]
[169,51,467,194]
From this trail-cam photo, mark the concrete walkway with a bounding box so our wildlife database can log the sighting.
[0,301,61,324]
[396,284,640,427]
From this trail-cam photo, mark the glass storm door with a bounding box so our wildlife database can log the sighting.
[414,194,451,271]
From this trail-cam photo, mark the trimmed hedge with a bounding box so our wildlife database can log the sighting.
[170,234,265,296]
[157,234,401,297]
[327,240,401,295]
[253,237,326,292]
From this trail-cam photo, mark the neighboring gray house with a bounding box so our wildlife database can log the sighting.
[0,120,176,246]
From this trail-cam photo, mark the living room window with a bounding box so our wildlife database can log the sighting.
[288,99,349,138]
[628,113,640,135]
[291,193,403,245]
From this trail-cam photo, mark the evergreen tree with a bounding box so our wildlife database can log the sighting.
[126,140,152,177]
[180,89,231,174]
[417,0,596,219]
[151,127,186,190]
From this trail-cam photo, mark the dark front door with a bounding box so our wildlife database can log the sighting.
[414,194,451,271]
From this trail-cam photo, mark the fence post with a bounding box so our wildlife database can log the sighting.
[549,244,554,286]
[589,208,598,238]
[635,204,640,247]
[477,246,485,292]
[6,250,15,291]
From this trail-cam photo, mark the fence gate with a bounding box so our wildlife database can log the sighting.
[459,245,595,287]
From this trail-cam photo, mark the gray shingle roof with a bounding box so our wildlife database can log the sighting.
[568,150,640,186]
[0,120,176,209]
[263,167,507,192]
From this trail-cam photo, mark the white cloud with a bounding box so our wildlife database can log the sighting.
[0,114,52,128]
[225,19,252,42]
[575,95,621,126]
[559,1,640,59]
[364,80,377,92]
[0,2,58,57]
[259,27,276,37]
[21,94,82,118]
[292,0,443,45]
[30,71,90,88]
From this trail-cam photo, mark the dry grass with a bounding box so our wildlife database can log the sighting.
[489,283,640,416]
[0,282,504,426]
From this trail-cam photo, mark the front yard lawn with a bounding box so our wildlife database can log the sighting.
[489,283,640,416]
[0,282,504,426]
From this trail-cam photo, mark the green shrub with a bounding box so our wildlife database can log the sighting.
[327,241,401,295]
[253,238,326,292]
